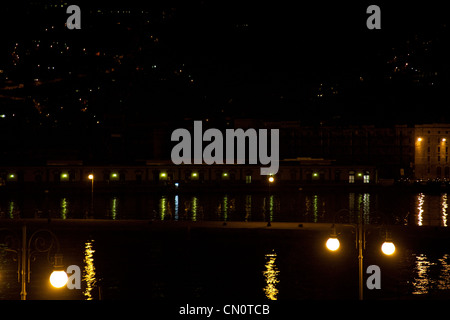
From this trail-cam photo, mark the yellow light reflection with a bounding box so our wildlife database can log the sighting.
[111,197,118,220]
[61,198,68,219]
[192,196,198,221]
[244,195,251,221]
[438,254,450,290]
[160,196,167,220]
[412,254,431,294]
[313,194,318,223]
[442,193,448,227]
[263,250,280,300]
[83,240,96,300]
[223,195,228,222]
[412,253,450,294]
[8,200,15,219]
[417,193,425,226]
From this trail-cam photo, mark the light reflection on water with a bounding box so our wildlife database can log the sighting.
[415,193,449,227]
[412,253,450,294]
[83,239,96,300]
[0,190,450,226]
[263,250,280,300]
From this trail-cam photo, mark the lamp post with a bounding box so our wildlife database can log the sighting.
[266,175,275,226]
[1,224,67,300]
[325,208,395,300]
[88,174,94,216]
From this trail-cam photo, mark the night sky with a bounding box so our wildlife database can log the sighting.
[0,1,449,163]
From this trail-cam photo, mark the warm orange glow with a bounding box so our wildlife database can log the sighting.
[417,137,423,142]
[88,174,94,180]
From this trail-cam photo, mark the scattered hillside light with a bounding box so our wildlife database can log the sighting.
[381,241,396,255]
[313,172,318,177]
[417,137,423,142]
[9,174,15,179]
[268,176,275,183]
[192,172,198,177]
[443,138,447,142]
[0,114,5,118]
[88,174,94,180]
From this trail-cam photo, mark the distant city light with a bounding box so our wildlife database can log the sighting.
[88,174,94,180]
[417,137,423,142]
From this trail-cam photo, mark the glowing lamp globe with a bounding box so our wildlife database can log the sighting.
[50,270,68,288]
[326,237,340,251]
[381,241,396,255]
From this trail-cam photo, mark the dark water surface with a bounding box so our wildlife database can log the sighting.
[1,188,450,300]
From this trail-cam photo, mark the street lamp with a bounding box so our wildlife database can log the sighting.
[325,208,396,300]
[266,176,275,226]
[0,224,67,299]
[326,225,340,251]
[88,174,94,215]
[50,253,68,288]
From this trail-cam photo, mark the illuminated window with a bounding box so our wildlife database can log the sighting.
[159,172,167,180]
[349,171,355,184]
[7,173,17,181]
[222,172,229,180]
[191,172,199,180]
[363,173,370,184]
[246,175,252,184]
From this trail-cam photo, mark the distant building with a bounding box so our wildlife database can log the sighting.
[414,124,450,180]
[262,121,414,179]
[0,159,377,190]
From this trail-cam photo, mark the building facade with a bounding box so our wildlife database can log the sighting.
[414,124,450,180]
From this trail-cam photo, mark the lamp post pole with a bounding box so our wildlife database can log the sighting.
[88,174,94,216]
[326,208,394,300]
[20,224,27,300]
[357,213,364,301]
[1,223,65,300]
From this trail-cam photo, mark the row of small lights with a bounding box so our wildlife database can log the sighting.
[417,137,447,142]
